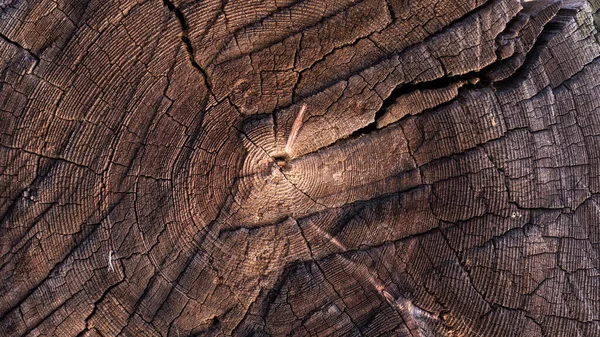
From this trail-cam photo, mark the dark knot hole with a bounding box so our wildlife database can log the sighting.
[272,154,290,168]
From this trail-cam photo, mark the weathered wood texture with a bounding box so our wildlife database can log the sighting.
[2,0,600,336]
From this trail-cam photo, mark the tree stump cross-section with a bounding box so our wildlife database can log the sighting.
[2,0,600,336]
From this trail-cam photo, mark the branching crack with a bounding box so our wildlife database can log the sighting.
[161,0,214,94]
[0,32,39,71]
[302,74,482,162]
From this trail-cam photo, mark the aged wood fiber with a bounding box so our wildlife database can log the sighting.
[2,0,600,336]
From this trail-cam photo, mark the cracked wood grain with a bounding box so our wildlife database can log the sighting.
[2,0,600,336]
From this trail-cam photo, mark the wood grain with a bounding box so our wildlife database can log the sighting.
[2,0,600,336]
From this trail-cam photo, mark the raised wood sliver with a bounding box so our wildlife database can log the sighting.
[2,0,600,336]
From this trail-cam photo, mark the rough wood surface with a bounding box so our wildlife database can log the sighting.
[2,0,600,336]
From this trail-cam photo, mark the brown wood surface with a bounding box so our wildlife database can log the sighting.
[2,0,600,336]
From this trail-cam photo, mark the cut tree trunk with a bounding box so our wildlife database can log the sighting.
[2,0,600,336]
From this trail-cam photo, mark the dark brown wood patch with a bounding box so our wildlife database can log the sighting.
[2,0,600,336]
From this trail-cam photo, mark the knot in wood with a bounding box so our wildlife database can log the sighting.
[272,153,290,169]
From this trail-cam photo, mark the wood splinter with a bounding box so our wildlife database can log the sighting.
[274,103,307,168]
[284,103,307,155]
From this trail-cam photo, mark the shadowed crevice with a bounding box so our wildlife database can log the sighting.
[162,0,214,94]
[348,73,484,139]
